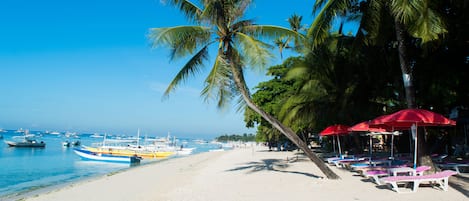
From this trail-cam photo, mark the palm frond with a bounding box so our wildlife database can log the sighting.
[307,0,351,48]
[229,46,250,97]
[407,3,446,43]
[359,0,384,45]
[164,0,203,22]
[389,0,420,25]
[148,26,212,60]
[284,62,309,80]
[243,25,305,41]
[231,19,254,32]
[201,52,233,108]
[235,32,274,70]
[312,0,329,13]
[163,45,210,98]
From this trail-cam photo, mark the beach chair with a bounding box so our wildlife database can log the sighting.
[437,162,469,174]
[365,166,430,185]
[363,170,389,185]
[415,165,431,176]
[380,170,457,193]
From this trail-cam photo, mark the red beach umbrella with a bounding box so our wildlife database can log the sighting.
[349,121,399,160]
[369,108,456,168]
[348,121,387,132]
[319,124,350,136]
[369,109,456,128]
[319,124,350,157]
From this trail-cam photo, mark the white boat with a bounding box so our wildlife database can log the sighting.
[73,148,141,163]
[90,133,104,138]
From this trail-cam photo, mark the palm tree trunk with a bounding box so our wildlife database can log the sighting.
[394,20,416,109]
[230,62,340,179]
[394,19,434,171]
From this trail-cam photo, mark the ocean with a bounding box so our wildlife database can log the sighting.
[0,130,221,198]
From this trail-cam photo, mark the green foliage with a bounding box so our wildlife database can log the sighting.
[245,0,468,141]
[215,133,256,142]
[150,0,302,109]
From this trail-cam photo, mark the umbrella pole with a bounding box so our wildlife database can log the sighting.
[390,134,394,160]
[337,135,342,159]
[369,135,372,165]
[333,136,337,156]
[413,126,418,169]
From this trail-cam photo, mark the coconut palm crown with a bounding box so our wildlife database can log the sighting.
[149,0,300,107]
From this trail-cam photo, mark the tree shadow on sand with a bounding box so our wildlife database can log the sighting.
[225,158,323,179]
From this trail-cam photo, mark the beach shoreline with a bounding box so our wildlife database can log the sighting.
[12,145,468,201]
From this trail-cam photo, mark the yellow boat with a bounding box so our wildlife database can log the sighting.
[82,146,174,159]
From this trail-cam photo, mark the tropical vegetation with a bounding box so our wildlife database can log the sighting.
[150,0,469,179]
[247,0,468,169]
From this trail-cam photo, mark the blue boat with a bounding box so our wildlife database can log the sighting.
[73,148,141,164]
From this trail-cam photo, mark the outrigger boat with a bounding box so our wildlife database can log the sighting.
[73,148,141,164]
[81,145,174,159]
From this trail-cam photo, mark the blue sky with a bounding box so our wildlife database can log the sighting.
[0,0,356,138]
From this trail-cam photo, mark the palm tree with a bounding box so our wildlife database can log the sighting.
[309,0,446,108]
[148,0,339,179]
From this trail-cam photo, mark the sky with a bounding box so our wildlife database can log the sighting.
[0,0,356,139]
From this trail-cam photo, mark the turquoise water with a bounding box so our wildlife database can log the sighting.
[0,130,220,198]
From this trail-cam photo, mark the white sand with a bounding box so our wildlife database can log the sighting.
[23,145,467,201]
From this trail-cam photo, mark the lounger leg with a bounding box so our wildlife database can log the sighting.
[372,175,381,185]
[412,181,420,192]
[390,182,400,193]
[442,178,449,191]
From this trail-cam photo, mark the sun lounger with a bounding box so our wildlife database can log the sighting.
[437,162,469,174]
[365,166,430,185]
[380,170,457,193]
[363,170,389,185]
[415,165,431,176]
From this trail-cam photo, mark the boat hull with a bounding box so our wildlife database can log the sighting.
[5,140,46,148]
[82,146,174,159]
[73,148,141,163]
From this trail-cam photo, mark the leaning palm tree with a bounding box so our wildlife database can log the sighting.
[148,0,339,179]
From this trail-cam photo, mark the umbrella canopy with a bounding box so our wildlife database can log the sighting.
[369,108,456,128]
[320,124,350,158]
[348,121,388,132]
[319,124,350,136]
[369,108,456,168]
[349,121,398,163]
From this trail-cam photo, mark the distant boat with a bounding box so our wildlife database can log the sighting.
[5,131,46,148]
[62,141,71,147]
[5,138,46,148]
[90,133,104,138]
[49,131,61,135]
[73,148,141,164]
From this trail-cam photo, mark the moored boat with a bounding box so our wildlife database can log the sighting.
[81,145,174,159]
[5,139,46,147]
[73,148,141,163]
[4,131,46,148]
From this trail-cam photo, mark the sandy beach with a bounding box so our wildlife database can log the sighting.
[17,145,468,201]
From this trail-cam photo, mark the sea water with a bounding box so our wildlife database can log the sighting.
[0,130,221,198]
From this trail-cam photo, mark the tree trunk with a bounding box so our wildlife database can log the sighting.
[394,19,434,171]
[230,62,340,179]
[394,20,416,109]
